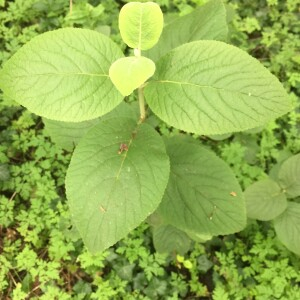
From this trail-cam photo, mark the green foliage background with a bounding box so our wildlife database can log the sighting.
[0,0,299,299]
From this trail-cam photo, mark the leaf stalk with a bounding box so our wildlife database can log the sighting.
[138,86,146,122]
[134,48,146,122]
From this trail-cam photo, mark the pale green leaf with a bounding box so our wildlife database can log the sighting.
[119,2,163,50]
[65,117,170,253]
[153,224,191,255]
[43,102,139,151]
[145,0,228,61]
[274,202,300,255]
[158,137,246,236]
[277,154,300,198]
[0,28,124,122]
[245,179,287,221]
[109,56,155,96]
[145,41,291,135]
[213,286,230,300]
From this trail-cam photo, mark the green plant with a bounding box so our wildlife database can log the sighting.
[0,0,292,253]
[244,153,300,255]
[212,222,300,300]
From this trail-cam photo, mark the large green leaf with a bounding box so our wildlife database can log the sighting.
[65,117,170,253]
[145,41,291,135]
[0,28,124,122]
[109,56,155,96]
[277,154,300,198]
[145,0,228,61]
[43,102,139,151]
[153,224,191,255]
[274,202,300,255]
[119,2,163,50]
[245,179,287,221]
[158,137,246,236]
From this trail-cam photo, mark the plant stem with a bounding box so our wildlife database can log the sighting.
[134,48,141,57]
[138,86,146,122]
[134,48,145,122]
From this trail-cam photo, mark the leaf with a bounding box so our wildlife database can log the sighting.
[197,255,214,273]
[109,56,155,96]
[116,264,135,281]
[145,0,228,61]
[269,150,293,180]
[157,137,246,236]
[274,202,300,255]
[119,2,163,50]
[277,154,300,198]
[65,117,170,253]
[185,231,212,243]
[244,179,287,221]
[153,224,191,255]
[0,28,124,122]
[208,133,232,141]
[43,102,139,151]
[213,286,230,300]
[43,118,100,152]
[234,134,260,165]
[0,164,10,181]
[144,41,291,135]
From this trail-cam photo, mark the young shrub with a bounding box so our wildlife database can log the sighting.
[0,0,291,253]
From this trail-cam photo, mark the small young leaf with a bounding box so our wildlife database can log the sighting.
[0,28,124,122]
[109,56,155,96]
[145,0,228,61]
[153,224,191,255]
[244,179,287,221]
[119,2,163,50]
[157,137,246,236]
[66,117,170,253]
[274,202,300,255]
[145,41,291,135]
[277,154,300,198]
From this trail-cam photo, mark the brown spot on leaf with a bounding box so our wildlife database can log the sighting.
[118,143,128,154]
